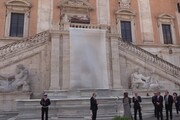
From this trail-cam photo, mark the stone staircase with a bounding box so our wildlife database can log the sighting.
[0,24,180,120]
[0,112,18,120]
[0,31,49,69]
[118,38,180,86]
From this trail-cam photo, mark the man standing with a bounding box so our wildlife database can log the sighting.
[132,93,142,120]
[40,93,51,120]
[152,92,157,117]
[90,93,98,120]
[164,90,173,120]
[155,91,163,120]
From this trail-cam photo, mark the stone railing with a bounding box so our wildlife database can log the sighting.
[0,31,49,59]
[60,22,111,31]
[70,23,102,29]
[119,38,180,77]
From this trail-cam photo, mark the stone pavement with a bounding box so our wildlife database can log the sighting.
[0,112,18,120]
[1,112,180,120]
[145,115,180,120]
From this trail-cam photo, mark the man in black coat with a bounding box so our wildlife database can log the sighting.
[155,91,163,120]
[164,90,173,120]
[90,93,98,120]
[152,92,157,117]
[40,93,51,120]
[133,92,142,120]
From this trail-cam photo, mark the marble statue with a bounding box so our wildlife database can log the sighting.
[130,69,160,91]
[130,69,150,89]
[148,76,161,91]
[0,64,30,92]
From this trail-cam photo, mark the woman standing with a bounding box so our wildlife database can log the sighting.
[173,92,179,115]
[123,92,132,119]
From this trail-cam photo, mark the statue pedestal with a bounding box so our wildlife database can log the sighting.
[0,92,31,112]
[132,89,168,96]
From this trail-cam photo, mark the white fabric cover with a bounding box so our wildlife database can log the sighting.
[70,28,109,89]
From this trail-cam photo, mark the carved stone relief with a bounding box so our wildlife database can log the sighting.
[68,14,90,24]
[130,68,162,91]
[119,0,131,9]
[0,64,30,92]
[68,0,84,6]
[59,0,93,24]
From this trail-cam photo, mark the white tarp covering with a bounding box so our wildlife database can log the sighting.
[70,28,109,89]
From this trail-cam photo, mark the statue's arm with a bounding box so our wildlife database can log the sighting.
[142,75,150,81]
[0,75,7,80]
[22,70,29,80]
[7,75,15,81]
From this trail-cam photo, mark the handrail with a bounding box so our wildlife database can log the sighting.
[118,38,180,76]
[0,31,49,59]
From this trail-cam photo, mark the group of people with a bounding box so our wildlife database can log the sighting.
[122,90,180,120]
[123,92,142,120]
[39,90,180,120]
[152,91,180,120]
[39,92,98,120]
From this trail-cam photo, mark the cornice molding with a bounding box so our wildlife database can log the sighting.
[5,0,32,8]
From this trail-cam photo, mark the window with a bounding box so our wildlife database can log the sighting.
[157,14,176,44]
[115,9,136,43]
[10,13,25,37]
[5,0,31,38]
[121,21,132,42]
[162,24,172,44]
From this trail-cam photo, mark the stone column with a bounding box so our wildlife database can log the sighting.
[111,35,122,89]
[62,33,70,90]
[96,0,110,25]
[49,31,60,90]
[137,0,154,43]
[37,0,53,32]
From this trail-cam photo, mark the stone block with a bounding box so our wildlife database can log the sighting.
[0,92,31,112]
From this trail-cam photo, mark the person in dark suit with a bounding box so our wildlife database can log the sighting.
[164,90,173,120]
[40,93,51,120]
[132,92,142,120]
[155,91,163,120]
[90,93,98,120]
[173,92,179,115]
[152,92,157,117]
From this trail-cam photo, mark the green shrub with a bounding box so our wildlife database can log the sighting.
[112,116,131,120]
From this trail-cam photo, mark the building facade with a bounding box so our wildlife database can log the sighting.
[0,0,180,64]
[0,0,180,98]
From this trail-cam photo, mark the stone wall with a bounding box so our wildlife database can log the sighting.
[0,92,31,112]
[0,44,51,98]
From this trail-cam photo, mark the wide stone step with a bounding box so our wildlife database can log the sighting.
[15,96,156,120]
[0,112,18,120]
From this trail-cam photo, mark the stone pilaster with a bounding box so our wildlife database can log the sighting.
[176,11,180,40]
[110,35,122,89]
[96,0,110,25]
[49,31,61,90]
[62,33,70,90]
[37,0,53,32]
[137,0,154,44]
